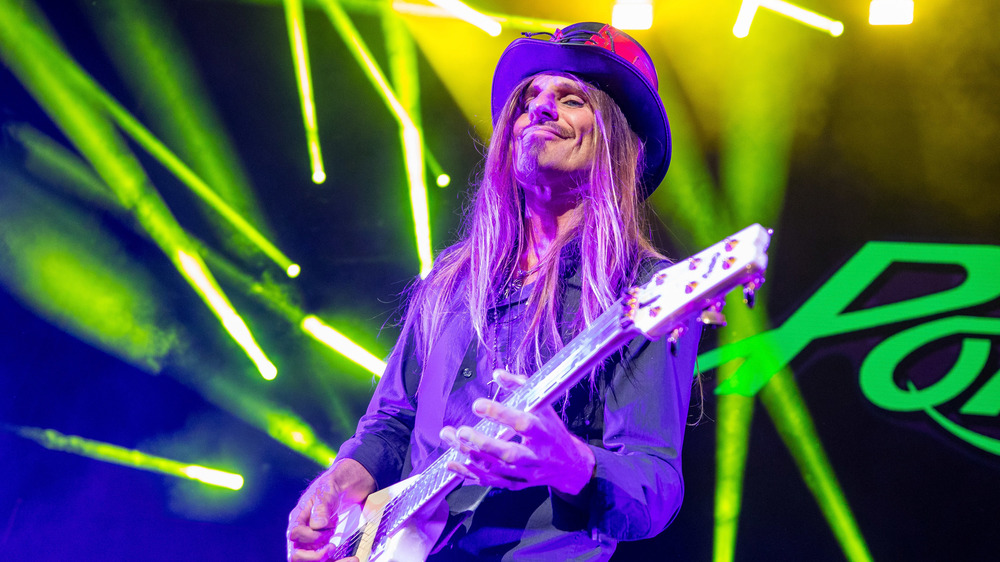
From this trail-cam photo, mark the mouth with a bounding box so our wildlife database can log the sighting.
[522,125,567,139]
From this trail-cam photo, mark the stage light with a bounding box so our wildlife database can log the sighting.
[428,0,501,36]
[732,0,758,38]
[612,0,653,31]
[178,250,278,380]
[286,263,301,278]
[733,1,844,38]
[283,0,326,184]
[0,8,285,378]
[9,425,244,491]
[391,1,567,32]
[85,0,273,265]
[6,20,300,278]
[181,466,245,490]
[425,146,450,188]
[201,378,339,466]
[869,0,913,25]
[302,315,387,377]
[317,0,434,277]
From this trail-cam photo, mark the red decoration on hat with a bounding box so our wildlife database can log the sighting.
[581,24,658,89]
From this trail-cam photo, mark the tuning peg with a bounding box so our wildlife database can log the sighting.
[698,309,727,327]
[743,277,765,308]
[667,326,686,355]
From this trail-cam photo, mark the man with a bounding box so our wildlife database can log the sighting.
[287,22,700,561]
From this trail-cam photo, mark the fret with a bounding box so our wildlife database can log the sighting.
[339,224,771,561]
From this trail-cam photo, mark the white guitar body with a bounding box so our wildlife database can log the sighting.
[329,475,450,562]
[326,224,772,562]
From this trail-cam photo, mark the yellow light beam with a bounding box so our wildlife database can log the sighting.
[104,98,302,277]
[302,315,387,377]
[711,293,762,562]
[7,122,121,213]
[283,0,326,183]
[713,393,755,562]
[88,0,272,264]
[734,0,844,38]
[389,1,567,30]
[316,0,433,277]
[9,425,244,490]
[5,14,300,278]
[759,371,874,562]
[202,378,340,467]
[427,0,501,36]
[0,5,278,380]
[192,243,388,386]
[178,250,278,380]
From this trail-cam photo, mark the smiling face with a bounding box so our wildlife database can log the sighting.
[512,73,598,197]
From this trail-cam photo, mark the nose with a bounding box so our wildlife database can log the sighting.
[527,92,557,123]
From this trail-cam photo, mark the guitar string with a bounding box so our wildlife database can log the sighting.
[333,307,629,557]
[329,237,762,556]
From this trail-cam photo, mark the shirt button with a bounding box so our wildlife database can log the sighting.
[461,367,473,378]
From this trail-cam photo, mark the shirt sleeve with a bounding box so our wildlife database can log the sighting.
[584,319,699,540]
[337,326,420,492]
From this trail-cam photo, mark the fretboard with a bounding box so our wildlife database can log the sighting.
[374,301,635,548]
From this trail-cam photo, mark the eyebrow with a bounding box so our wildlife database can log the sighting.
[523,79,587,100]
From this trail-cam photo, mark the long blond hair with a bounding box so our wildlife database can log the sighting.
[398,72,663,376]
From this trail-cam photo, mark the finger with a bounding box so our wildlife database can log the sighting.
[472,399,537,435]
[310,504,331,530]
[492,369,527,391]
[309,487,339,530]
[289,497,314,527]
[459,454,531,490]
[287,524,326,545]
[446,460,480,484]
[440,426,477,454]
[288,542,334,562]
[459,429,537,465]
[440,426,471,450]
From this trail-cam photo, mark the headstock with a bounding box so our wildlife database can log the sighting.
[624,224,771,342]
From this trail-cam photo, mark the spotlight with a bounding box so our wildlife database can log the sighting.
[733,1,844,38]
[869,0,913,25]
[301,315,387,377]
[612,0,653,31]
[428,0,501,36]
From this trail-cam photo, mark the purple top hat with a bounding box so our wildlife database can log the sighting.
[492,22,671,199]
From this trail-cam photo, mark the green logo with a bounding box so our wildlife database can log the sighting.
[700,242,1000,455]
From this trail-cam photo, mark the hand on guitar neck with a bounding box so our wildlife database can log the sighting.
[439,369,597,498]
[287,458,376,562]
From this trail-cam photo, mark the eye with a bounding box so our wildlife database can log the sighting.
[562,96,586,108]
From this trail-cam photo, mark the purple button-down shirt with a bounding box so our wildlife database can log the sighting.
[338,258,700,560]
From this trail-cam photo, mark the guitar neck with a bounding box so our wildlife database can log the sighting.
[368,223,771,553]
[379,302,636,537]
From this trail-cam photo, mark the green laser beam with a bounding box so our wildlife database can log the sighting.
[7,425,244,490]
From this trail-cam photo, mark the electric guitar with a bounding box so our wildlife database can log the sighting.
[327,224,772,562]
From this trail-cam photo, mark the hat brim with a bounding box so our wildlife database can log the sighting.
[492,37,671,199]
